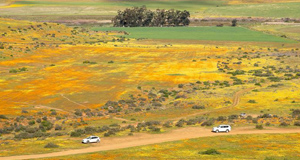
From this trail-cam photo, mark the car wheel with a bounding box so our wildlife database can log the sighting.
[226,130,229,133]
[97,140,100,143]
[216,130,219,133]
[87,140,90,143]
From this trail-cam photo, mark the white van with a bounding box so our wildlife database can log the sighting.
[212,125,231,133]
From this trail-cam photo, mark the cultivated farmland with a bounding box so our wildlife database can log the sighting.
[93,26,294,42]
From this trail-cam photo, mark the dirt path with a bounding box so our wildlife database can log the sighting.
[230,86,255,109]
[60,94,87,108]
[2,127,300,160]
[171,86,255,121]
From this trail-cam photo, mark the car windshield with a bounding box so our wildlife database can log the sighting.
[86,137,92,139]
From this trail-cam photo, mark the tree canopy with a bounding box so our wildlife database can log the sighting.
[112,6,190,27]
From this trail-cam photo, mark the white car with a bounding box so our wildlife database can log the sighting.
[212,125,231,133]
[82,136,101,144]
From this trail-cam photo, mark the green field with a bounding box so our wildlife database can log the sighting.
[93,27,294,43]
[0,0,224,16]
[1,1,300,18]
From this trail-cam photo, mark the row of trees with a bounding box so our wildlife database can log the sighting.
[112,6,190,27]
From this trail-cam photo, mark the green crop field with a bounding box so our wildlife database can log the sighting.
[93,27,294,43]
[1,1,300,18]
[0,0,224,16]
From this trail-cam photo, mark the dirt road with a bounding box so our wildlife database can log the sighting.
[2,127,300,160]
[171,86,255,121]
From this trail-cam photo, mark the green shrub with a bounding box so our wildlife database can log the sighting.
[74,109,82,116]
[36,118,42,123]
[294,121,300,126]
[228,115,239,120]
[217,116,226,121]
[41,120,53,130]
[104,130,116,137]
[51,110,57,115]
[28,120,35,125]
[192,105,205,109]
[201,120,214,126]
[292,109,300,117]
[9,69,18,73]
[84,126,96,133]
[246,115,253,120]
[70,129,85,137]
[200,149,221,155]
[150,126,161,132]
[256,124,263,129]
[55,125,62,131]
[178,84,184,88]
[25,127,38,133]
[15,132,31,139]
[248,100,256,103]
[280,122,289,126]
[44,142,59,148]
[0,115,8,119]
[145,121,160,126]
[175,119,185,127]
[163,121,173,128]
[42,116,47,121]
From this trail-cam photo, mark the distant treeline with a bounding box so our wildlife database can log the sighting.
[112,6,190,27]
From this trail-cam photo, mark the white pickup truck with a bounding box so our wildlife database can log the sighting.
[212,125,231,133]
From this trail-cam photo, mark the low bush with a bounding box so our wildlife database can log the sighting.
[149,126,161,132]
[74,109,82,116]
[28,120,35,125]
[259,114,272,118]
[0,115,8,119]
[294,121,300,126]
[175,119,185,127]
[36,118,42,123]
[163,121,173,128]
[44,142,59,148]
[70,129,85,137]
[85,126,97,133]
[201,120,214,126]
[41,120,53,130]
[200,149,221,155]
[256,124,263,129]
[55,125,62,131]
[280,122,289,126]
[248,100,256,103]
[292,109,300,117]
[192,105,205,109]
[217,116,226,121]
[246,115,253,120]
[252,119,258,123]
[25,127,39,133]
[104,130,116,137]
[15,132,31,139]
[145,121,160,126]
[228,115,239,120]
